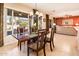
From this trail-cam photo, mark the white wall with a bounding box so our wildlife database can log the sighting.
[4,3,33,14]
[54,10,79,17]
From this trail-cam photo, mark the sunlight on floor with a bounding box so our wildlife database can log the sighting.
[62,43,71,53]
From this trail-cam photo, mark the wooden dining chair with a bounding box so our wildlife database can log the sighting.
[51,28,55,48]
[46,28,55,51]
[17,27,28,50]
[27,29,47,56]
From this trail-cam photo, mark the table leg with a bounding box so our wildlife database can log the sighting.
[27,40,29,56]
[20,42,21,51]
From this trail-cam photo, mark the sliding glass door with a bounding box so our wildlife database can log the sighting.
[6,9,12,36]
[5,8,29,45]
[6,9,29,36]
[13,10,29,35]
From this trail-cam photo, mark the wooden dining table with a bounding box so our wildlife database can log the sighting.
[13,32,38,40]
[12,33,38,50]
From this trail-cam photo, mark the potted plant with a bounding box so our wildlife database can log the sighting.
[19,21,28,27]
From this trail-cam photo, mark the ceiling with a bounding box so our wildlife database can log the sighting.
[23,3,79,17]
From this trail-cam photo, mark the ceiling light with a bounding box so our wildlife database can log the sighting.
[39,13,43,16]
[19,13,22,16]
[35,11,39,15]
[30,12,33,15]
[52,10,55,12]
[75,23,79,26]
[53,23,56,26]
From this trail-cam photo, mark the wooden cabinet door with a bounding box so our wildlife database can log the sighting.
[0,3,4,46]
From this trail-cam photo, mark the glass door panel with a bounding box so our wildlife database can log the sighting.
[6,9,12,36]
[19,17,29,34]
[13,10,29,35]
[38,16,42,29]
[5,8,29,45]
[13,17,20,35]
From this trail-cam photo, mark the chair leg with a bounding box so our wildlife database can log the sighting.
[52,40,55,48]
[53,43,55,48]
[43,47,46,56]
[18,41,19,46]
[27,40,29,56]
[36,51,38,56]
[50,41,53,51]
[27,47,29,56]
[20,42,21,51]
[24,41,25,45]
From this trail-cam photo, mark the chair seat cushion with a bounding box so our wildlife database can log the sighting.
[28,42,44,50]
[46,37,50,42]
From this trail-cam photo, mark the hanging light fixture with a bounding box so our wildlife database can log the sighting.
[35,3,39,15]
[36,11,39,15]
[30,11,33,15]
[39,12,43,16]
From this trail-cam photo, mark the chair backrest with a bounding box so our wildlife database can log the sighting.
[16,27,26,39]
[50,28,55,41]
[46,28,55,41]
[17,27,25,35]
[38,29,46,36]
[37,29,47,48]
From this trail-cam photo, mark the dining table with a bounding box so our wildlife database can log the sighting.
[12,32,38,50]
[13,32,38,40]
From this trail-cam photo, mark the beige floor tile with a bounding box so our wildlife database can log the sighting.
[0,34,79,56]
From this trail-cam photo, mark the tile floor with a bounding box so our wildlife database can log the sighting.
[0,33,79,56]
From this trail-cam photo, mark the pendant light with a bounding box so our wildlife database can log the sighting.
[35,3,39,15]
